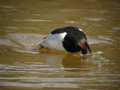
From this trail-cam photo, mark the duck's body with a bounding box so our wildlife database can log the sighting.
[41,26,91,54]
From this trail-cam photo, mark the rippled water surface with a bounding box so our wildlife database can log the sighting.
[0,0,120,90]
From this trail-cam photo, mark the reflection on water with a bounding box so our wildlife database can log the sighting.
[0,51,119,89]
[0,0,120,90]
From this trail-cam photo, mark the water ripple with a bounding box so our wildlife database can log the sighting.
[0,82,80,88]
[14,19,52,22]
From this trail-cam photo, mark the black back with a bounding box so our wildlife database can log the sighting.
[51,26,78,34]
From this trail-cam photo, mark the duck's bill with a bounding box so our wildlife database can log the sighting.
[78,41,92,54]
[85,42,92,53]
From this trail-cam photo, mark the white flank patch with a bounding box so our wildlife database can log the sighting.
[41,32,67,51]
[79,28,83,31]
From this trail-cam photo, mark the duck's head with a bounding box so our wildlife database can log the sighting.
[62,27,91,54]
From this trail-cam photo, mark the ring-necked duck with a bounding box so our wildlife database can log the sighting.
[41,26,91,54]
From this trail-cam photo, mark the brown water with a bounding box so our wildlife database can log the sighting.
[0,0,120,90]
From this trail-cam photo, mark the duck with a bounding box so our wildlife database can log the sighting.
[41,26,91,54]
